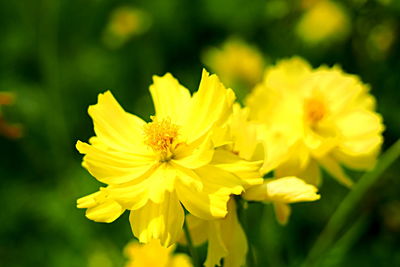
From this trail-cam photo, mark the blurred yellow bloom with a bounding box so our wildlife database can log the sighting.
[103,7,151,49]
[202,38,265,91]
[296,0,350,45]
[367,22,396,60]
[246,57,384,187]
[0,92,22,139]
[77,70,261,246]
[124,239,192,267]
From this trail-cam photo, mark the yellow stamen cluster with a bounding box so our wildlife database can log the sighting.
[143,117,179,161]
[305,98,326,124]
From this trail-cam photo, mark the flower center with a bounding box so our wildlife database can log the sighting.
[143,117,179,161]
[305,98,326,124]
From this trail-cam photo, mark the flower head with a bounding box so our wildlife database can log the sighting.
[246,57,384,186]
[296,0,350,45]
[76,70,262,246]
[202,38,265,90]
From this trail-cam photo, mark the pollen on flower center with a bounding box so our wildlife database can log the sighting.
[143,117,179,160]
[305,98,326,124]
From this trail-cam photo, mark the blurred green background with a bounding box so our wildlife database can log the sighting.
[0,0,399,266]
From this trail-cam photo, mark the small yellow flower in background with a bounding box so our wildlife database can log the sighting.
[246,57,384,187]
[103,6,151,49]
[124,239,192,267]
[0,92,22,139]
[77,69,263,247]
[296,0,350,45]
[367,21,396,61]
[202,38,265,92]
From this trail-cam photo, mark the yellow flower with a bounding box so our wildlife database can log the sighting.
[124,239,192,267]
[103,6,151,49]
[202,38,265,90]
[246,57,384,186]
[77,70,259,246]
[296,0,350,45]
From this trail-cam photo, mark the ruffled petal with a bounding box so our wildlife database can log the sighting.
[243,176,320,203]
[179,214,208,246]
[109,163,176,209]
[87,91,148,153]
[334,109,384,170]
[76,141,156,185]
[218,199,248,267]
[176,165,243,220]
[150,73,191,124]
[182,69,235,143]
[130,191,184,247]
[211,149,263,188]
[173,134,215,169]
[204,222,228,267]
[77,189,125,223]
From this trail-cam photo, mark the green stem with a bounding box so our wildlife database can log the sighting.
[183,220,199,267]
[303,139,400,267]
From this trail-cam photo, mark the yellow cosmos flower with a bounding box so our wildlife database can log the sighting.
[202,38,265,90]
[296,0,350,45]
[246,57,384,187]
[103,6,151,49]
[76,70,259,247]
[124,239,192,267]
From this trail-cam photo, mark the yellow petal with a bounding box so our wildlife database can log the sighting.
[77,189,125,223]
[273,202,291,225]
[296,159,321,186]
[335,110,384,168]
[170,254,194,267]
[204,221,228,267]
[243,176,320,203]
[211,149,263,188]
[173,134,214,169]
[175,165,243,220]
[87,91,148,153]
[218,199,248,267]
[179,214,208,246]
[196,165,244,196]
[317,155,353,187]
[182,69,235,143]
[107,179,150,211]
[229,104,260,160]
[176,183,229,220]
[76,141,156,185]
[150,73,191,124]
[124,239,171,267]
[130,191,184,247]
[146,163,177,204]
